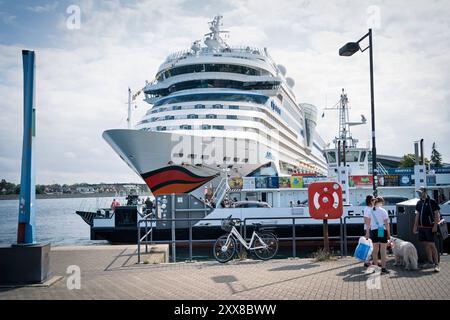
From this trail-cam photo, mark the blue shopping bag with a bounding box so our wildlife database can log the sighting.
[354,237,373,261]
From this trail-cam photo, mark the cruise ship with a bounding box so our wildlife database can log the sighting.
[103,15,328,196]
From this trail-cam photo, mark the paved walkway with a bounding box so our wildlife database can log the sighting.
[0,246,449,300]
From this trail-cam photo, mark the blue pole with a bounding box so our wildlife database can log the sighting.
[17,50,36,245]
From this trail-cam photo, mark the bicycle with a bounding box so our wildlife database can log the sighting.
[213,215,279,263]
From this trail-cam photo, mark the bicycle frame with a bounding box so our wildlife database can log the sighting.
[224,226,268,250]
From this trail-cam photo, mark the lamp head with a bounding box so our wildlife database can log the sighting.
[339,42,360,56]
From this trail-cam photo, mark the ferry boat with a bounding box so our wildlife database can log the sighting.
[77,16,450,246]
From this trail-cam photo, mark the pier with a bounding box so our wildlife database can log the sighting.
[1,246,448,300]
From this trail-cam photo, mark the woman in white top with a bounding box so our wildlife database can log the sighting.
[364,197,391,274]
[362,195,375,267]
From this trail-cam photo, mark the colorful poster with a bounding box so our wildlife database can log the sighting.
[290,176,303,188]
[378,175,399,187]
[350,175,373,186]
[229,177,243,189]
[302,176,328,187]
[242,177,256,189]
[255,177,268,188]
[267,177,279,188]
[278,177,291,188]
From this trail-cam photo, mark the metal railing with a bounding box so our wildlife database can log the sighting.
[342,214,397,256]
[137,212,449,264]
[137,214,345,263]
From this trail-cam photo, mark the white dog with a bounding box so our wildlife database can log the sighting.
[390,237,418,270]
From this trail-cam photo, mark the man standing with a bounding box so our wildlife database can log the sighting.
[413,186,441,272]
[145,197,154,215]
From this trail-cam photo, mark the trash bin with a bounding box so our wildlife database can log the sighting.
[396,198,440,263]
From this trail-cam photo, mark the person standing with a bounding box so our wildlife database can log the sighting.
[145,197,154,215]
[365,197,391,274]
[363,194,375,268]
[110,198,120,212]
[413,186,441,272]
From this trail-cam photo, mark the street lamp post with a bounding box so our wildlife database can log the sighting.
[339,29,378,197]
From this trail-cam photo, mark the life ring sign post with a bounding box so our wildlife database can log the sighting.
[308,182,344,253]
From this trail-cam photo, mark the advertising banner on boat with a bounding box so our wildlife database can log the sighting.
[279,177,291,188]
[302,176,328,187]
[267,177,279,188]
[255,177,268,188]
[399,174,413,186]
[242,177,256,189]
[350,175,373,187]
[229,177,243,189]
[378,175,399,187]
[290,176,303,188]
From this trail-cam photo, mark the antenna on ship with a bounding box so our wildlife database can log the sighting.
[203,15,229,51]
[126,87,143,129]
[324,88,366,148]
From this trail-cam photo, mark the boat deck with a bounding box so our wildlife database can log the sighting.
[0,245,449,300]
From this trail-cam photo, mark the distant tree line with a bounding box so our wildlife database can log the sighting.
[399,142,444,168]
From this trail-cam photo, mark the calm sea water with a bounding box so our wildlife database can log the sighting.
[0,196,129,246]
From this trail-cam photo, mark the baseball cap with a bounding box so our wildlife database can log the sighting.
[416,186,427,192]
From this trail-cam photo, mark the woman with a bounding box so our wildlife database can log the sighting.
[365,197,391,274]
[363,195,375,267]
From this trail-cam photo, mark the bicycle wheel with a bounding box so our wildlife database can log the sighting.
[253,232,278,260]
[213,234,237,263]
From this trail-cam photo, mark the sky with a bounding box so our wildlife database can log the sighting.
[0,0,449,184]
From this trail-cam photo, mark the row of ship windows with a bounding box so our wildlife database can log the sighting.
[147,79,279,96]
[143,114,244,123]
[152,93,269,107]
[171,153,249,162]
[147,103,241,115]
[145,103,300,141]
[156,63,271,81]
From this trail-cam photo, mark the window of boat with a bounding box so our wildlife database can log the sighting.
[342,151,359,162]
[180,125,192,130]
[195,104,205,109]
[157,64,261,80]
[172,105,182,110]
[157,126,166,131]
[327,151,336,163]
[227,115,238,120]
[206,114,217,119]
[213,125,225,130]
[201,124,211,130]
[360,151,366,162]
[213,104,223,109]
[229,105,239,110]
[187,114,198,119]
[154,93,269,107]
[165,115,174,120]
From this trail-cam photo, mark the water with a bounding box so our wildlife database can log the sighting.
[0,196,125,246]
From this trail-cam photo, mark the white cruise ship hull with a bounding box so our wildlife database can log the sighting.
[103,129,279,195]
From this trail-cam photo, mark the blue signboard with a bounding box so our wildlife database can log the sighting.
[399,174,412,186]
[267,177,279,188]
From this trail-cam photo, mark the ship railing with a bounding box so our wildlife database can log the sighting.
[211,178,228,207]
[377,162,389,175]
[164,46,270,64]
